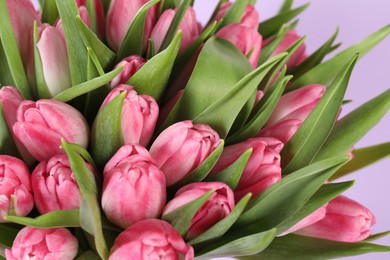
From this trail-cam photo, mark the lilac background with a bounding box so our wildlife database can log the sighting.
[194,1,390,259]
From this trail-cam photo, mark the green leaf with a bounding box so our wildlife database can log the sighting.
[189,193,252,246]
[206,149,252,190]
[54,66,122,102]
[257,25,289,66]
[91,92,125,167]
[160,0,180,12]
[281,55,358,174]
[288,24,390,91]
[276,181,354,235]
[0,224,19,247]
[56,0,88,85]
[0,41,14,87]
[85,0,98,36]
[315,89,390,161]
[162,190,215,237]
[217,0,250,29]
[116,0,160,60]
[5,210,80,228]
[0,0,32,99]
[42,0,59,25]
[331,142,390,181]
[0,104,19,157]
[365,231,390,242]
[259,3,309,39]
[278,0,294,13]
[249,234,390,259]
[128,32,182,101]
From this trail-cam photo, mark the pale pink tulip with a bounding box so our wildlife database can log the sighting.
[102,144,166,229]
[5,227,78,260]
[109,219,194,259]
[13,99,89,161]
[149,120,221,186]
[163,182,235,240]
[100,84,159,146]
[214,2,259,28]
[295,196,376,242]
[110,55,146,88]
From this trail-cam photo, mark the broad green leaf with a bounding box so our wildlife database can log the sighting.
[0,104,19,157]
[206,149,252,190]
[249,234,390,259]
[0,0,32,99]
[42,0,59,24]
[276,181,354,235]
[5,210,80,228]
[128,32,182,101]
[0,41,14,86]
[257,25,289,66]
[259,3,309,39]
[315,89,390,161]
[196,229,276,258]
[281,56,358,174]
[189,193,252,246]
[162,190,215,237]
[365,231,390,242]
[54,66,122,102]
[331,142,390,181]
[76,251,101,260]
[0,224,19,247]
[278,0,294,13]
[288,24,390,91]
[56,0,88,85]
[217,0,250,30]
[116,0,160,60]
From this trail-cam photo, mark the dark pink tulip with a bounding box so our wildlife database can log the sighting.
[296,196,376,242]
[102,144,166,229]
[109,219,194,259]
[5,227,78,260]
[13,99,89,161]
[217,23,262,68]
[0,155,33,222]
[149,120,221,186]
[110,55,146,88]
[163,182,235,240]
[150,6,200,53]
[76,0,105,38]
[100,84,159,146]
[212,137,283,201]
[106,0,157,52]
[214,2,259,28]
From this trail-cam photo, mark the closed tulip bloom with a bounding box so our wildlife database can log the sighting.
[5,227,78,260]
[150,6,200,53]
[212,137,283,201]
[110,55,146,88]
[150,120,221,186]
[163,182,235,240]
[217,24,262,68]
[13,99,89,161]
[214,2,259,28]
[102,144,166,229]
[295,196,376,242]
[258,119,302,144]
[0,155,34,222]
[109,219,194,259]
[100,84,159,146]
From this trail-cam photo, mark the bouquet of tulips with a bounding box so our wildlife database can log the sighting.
[0,0,389,259]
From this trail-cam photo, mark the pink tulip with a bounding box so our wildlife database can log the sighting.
[106,0,157,52]
[150,6,200,53]
[295,196,376,242]
[109,219,194,259]
[100,84,159,146]
[5,227,78,260]
[102,144,166,229]
[110,55,146,88]
[31,155,95,214]
[254,90,264,107]
[76,0,105,38]
[214,2,259,28]
[163,182,235,240]
[258,119,302,144]
[149,120,221,186]
[13,99,89,161]
[212,137,283,201]
[0,155,34,222]
[217,23,262,68]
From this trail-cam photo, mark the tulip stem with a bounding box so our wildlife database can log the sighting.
[0,243,9,257]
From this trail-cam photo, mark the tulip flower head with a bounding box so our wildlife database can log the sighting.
[110,55,146,88]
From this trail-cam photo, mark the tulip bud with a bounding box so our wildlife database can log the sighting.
[102,144,166,229]
[163,182,235,240]
[217,24,262,68]
[13,99,89,161]
[0,155,34,222]
[150,6,200,53]
[100,84,159,146]
[110,55,146,88]
[109,219,194,259]
[150,120,221,186]
[258,119,302,144]
[5,227,78,260]
[295,196,376,242]
[212,137,283,201]
[214,2,259,28]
